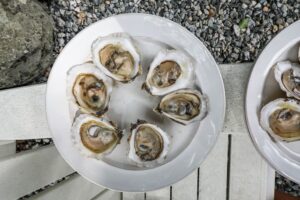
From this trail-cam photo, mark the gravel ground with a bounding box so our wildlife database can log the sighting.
[48,0,300,64]
[22,0,300,198]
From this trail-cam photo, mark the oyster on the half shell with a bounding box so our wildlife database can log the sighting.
[92,32,142,83]
[128,120,170,167]
[67,63,112,116]
[71,114,122,159]
[260,98,300,142]
[142,49,194,96]
[275,61,300,100]
[154,89,208,125]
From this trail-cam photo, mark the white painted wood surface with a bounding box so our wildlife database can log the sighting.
[220,63,253,135]
[146,186,170,200]
[172,170,198,200]
[0,140,16,158]
[91,190,122,200]
[266,167,276,200]
[0,63,277,200]
[0,145,73,200]
[229,135,274,200]
[32,174,105,200]
[0,84,51,139]
[123,192,145,200]
[199,134,228,200]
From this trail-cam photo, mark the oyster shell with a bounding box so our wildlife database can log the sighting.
[67,62,112,116]
[155,89,208,125]
[274,61,300,100]
[128,120,170,167]
[91,32,142,83]
[260,98,300,142]
[143,49,194,95]
[71,114,122,159]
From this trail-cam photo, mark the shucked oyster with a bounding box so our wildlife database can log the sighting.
[155,89,208,125]
[143,49,194,96]
[67,63,112,116]
[260,98,300,142]
[71,114,122,159]
[128,120,170,167]
[275,61,300,100]
[92,33,142,83]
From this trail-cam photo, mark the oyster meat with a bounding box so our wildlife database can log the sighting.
[260,98,300,141]
[143,49,194,95]
[275,61,300,100]
[155,89,208,125]
[67,63,112,116]
[92,33,142,83]
[128,120,170,167]
[71,114,122,158]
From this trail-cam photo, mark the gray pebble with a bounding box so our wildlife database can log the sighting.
[57,33,65,37]
[93,0,100,6]
[60,9,66,15]
[287,18,294,24]
[244,51,250,60]
[58,38,65,46]
[281,5,288,16]
[242,3,248,9]
[255,3,262,9]
[100,3,105,12]
[66,22,72,28]
[232,53,239,60]
[86,18,93,25]
[57,18,65,27]
[233,24,240,37]
[72,24,78,32]
[74,7,80,12]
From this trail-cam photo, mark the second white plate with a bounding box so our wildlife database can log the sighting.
[246,20,300,184]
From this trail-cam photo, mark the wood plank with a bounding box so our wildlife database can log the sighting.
[199,134,228,200]
[146,186,170,200]
[123,192,145,200]
[266,167,275,200]
[32,174,106,200]
[0,140,16,158]
[229,134,275,200]
[219,63,253,135]
[0,145,73,200]
[172,170,197,200]
[91,190,122,200]
[0,84,51,140]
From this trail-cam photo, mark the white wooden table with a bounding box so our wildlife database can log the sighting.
[0,63,275,200]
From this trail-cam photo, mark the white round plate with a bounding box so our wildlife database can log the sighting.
[246,21,300,184]
[46,13,225,192]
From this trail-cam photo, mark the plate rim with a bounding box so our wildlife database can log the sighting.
[46,13,226,191]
